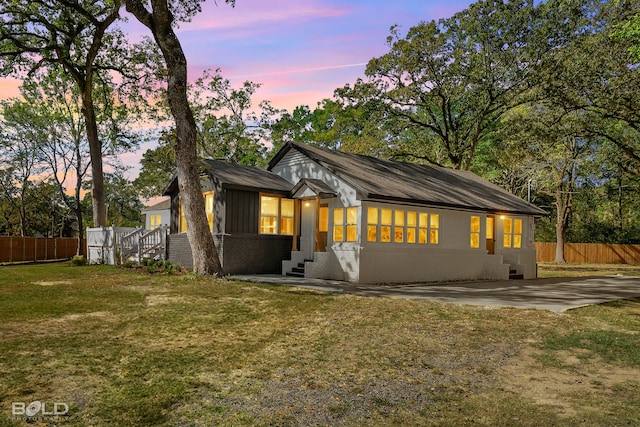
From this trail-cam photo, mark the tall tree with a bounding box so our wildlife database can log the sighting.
[193,69,276,165]
[0,98,45,236]
[0,1,113,227]
[499,102,594,263]
[124,0,234,275]
[340,0,563,170]
[0,0,150,227]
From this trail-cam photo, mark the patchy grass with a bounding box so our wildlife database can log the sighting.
[0,263,639,426]
[538,262,640,277]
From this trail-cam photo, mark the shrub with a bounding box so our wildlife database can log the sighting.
[70,255,87,266]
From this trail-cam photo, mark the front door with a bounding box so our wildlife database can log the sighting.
[486,215,495,255]
[300,199,316,260]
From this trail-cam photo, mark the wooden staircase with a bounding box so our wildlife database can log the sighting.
[119,226,168,264]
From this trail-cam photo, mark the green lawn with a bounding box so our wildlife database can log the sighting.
[0,262,639,426]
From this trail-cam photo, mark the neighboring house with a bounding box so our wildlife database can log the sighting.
[142,198,171,230]
[164,142,546,283]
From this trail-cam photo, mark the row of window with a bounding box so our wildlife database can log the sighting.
[470,216,522,249]
[367,208,439,244]
[179,194,523,250]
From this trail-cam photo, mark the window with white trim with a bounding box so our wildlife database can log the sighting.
[368,208,439,245]
[259,196,294,235]
[503,217,523,248]
[470,216,481,248]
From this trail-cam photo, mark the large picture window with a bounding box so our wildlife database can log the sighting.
[260,195,294,235]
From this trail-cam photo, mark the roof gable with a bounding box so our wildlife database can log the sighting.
[270,143,546,216]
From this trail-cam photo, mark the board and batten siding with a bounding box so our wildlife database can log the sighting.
[224,189,259,234]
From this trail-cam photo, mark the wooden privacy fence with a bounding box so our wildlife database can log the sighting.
[0,236,78,263]
[536,242,640,264]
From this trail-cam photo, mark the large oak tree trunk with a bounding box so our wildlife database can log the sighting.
[81,90,107,227]
[125,0,222,275]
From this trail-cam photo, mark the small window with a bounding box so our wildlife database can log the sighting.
[430,214,440,244]
[406,212,416,244]
[280,199,295,235]
[367,207,378,242]
[381,209,392,243]
[470,216,481,248]
[394,210,404,243]
[346,207,358,242]
[319,207,329,233]
[333,208,344,242]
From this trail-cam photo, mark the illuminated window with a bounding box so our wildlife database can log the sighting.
[205,192,214,232]
[430,214,440,244]
[333,208,344,242]
[179,191,214,233]
[381,209,392,243]
[333,207,358,242]
[407,212,416,244]
[367,207,378,242]
[486,216,494,239]
[503,217,522,248]
[319,207,329,232]
[394,210,404,243]
[260,195,294,235]
[346,207,358,242]
[280,199,294,235]
[470,216,481,248]
[418,212,439,245]
[149,214,162,230]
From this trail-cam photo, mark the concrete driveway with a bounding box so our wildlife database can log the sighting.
[231,274,640,312]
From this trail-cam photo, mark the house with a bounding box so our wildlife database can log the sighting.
[164,142,546,283]
[142,198,171,230]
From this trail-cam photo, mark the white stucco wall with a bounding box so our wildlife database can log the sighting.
[273,149,538,283]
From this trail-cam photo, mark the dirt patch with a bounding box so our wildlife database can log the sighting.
[32,280,72,286]
[499,346,637,416]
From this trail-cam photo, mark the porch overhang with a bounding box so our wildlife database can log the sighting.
[290,178,336,199]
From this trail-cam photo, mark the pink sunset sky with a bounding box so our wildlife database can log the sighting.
[0,0,474,177]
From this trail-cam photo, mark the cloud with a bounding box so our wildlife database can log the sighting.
[181,0,351,33]
[227,62,368,81]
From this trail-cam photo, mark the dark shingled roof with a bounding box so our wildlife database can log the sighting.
[269,143,546,216]
[163,159,293,196]
[201,159,293,193]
